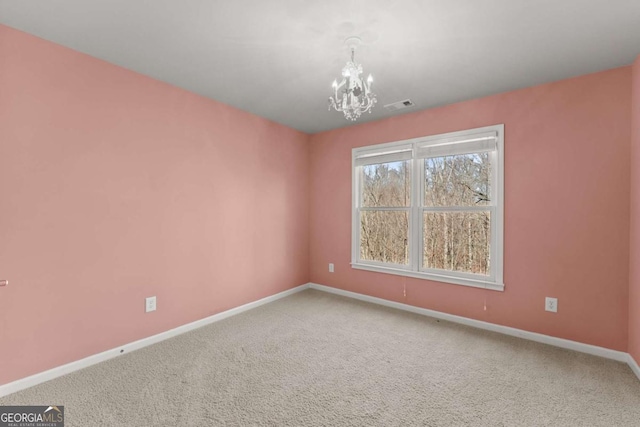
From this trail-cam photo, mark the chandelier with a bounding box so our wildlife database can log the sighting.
[328,37,377,121]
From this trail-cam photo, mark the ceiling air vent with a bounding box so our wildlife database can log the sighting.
[384,99,415,112]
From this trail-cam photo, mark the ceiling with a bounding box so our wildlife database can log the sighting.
[1,0,640,134]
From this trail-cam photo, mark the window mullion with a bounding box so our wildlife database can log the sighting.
[410,152,422,271]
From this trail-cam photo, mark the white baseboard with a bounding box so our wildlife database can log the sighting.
[629,354,640,382]
[308,283,630,363]
[0,283,311,398]
[3,281,637,398]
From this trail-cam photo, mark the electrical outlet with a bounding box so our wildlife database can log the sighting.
[145,296,157,313]
[329,263,334,273]
[545,297,558,313]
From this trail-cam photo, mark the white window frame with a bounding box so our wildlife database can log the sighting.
[351,124,504,291]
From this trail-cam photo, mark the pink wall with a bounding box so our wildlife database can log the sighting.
[0,22,636,388]
[630,55,640,364]
[310,67,631,351]
[0,25,310,385]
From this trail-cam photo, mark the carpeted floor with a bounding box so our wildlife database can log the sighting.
[2,289,639,426]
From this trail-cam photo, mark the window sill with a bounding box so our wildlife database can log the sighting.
[351,262,504,292]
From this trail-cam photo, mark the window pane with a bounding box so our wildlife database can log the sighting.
[424,153,491,207]
[361,161,411,207]
[360,210,409,265]
[423,211,490,275]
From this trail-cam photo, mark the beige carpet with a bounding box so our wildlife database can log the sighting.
[2,289,639,426]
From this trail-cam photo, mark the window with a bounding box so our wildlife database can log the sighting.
[352,125,504,291]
